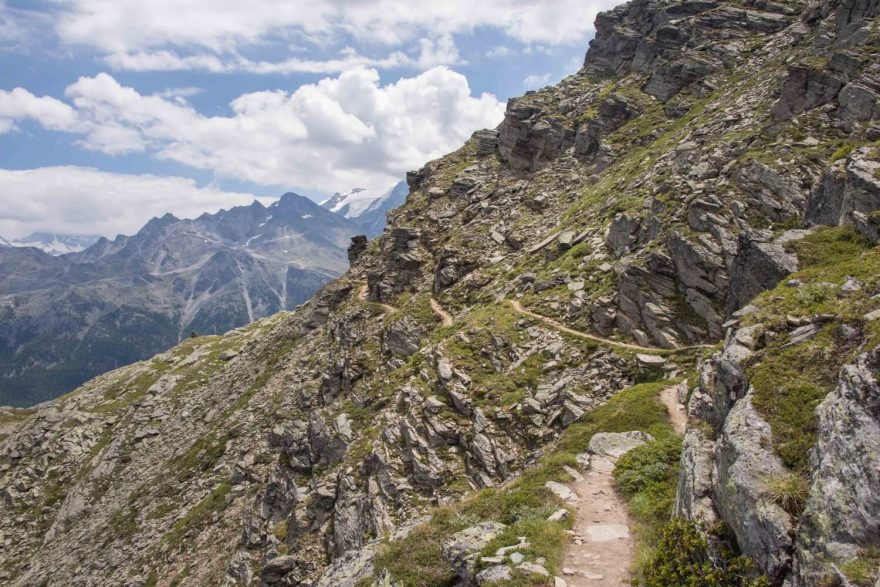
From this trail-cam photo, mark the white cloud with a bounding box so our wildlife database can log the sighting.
[0,88,81,133]
[48,0,620,72]
[0,166,270,239]
[486,45,512,58]
[3,67,505,193]
[523,73,552,89]
[102,36,461,75]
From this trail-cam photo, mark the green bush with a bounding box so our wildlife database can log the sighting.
[614,435,682,529]
[635,519,770,587]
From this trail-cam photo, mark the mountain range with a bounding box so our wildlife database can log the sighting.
[0,188,404,406]
[2,0,880,585]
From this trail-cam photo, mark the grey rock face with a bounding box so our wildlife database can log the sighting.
[348,235,369,264]
[314,542,377,587]
[727,230,799,314]
[497,99,576,172]
[575,94,640,159]
[473,129,500,158]
[674,426,718,524]
[605,213,643,257]
[713,392,795,582]
[643,55,718,102]
[792,351,880,586]
[771,65,845,121]
[733,162,807,223]
[805,148,880,234]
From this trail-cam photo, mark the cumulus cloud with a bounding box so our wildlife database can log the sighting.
[2,67,505,192]
[0,167,271,239]
[0,88,81,133]
[46,0,620,73]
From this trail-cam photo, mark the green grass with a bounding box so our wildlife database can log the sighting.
[840,548,880,586]
[760,472,808,516]
[743,227,880,472]
[373,380,677,586]
[164,482,232,549]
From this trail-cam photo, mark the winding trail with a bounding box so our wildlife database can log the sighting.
[506,299,715,353]
[430,298,454,326]
[660,384,688,435]
[355,282,398,314]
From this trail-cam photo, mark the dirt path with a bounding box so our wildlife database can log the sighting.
[561,457,635,586]
[660,385,688,435]
[430,298,454,326]
[506,300,714,353]
[560,386,688,584]
[355,282,397,314]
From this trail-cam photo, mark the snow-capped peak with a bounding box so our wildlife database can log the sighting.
[7,232,100,255]
[320,187,392,219]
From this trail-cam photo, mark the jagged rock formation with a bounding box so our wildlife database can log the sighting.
[1,0,880,584]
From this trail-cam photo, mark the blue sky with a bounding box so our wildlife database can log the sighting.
[0,0,618,238]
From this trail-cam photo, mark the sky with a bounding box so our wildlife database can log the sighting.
[0,0,620,239]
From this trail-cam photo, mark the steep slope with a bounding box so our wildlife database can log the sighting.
[0,193,359,406]
[1,0,880,585]
[322,181,410,237]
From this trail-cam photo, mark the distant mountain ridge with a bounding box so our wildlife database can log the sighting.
[0,192,360,406]
[0,232,100,255]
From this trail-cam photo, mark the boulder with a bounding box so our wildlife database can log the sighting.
[381,317,426,358]
[476,565,513,584]
[588,431,654,460]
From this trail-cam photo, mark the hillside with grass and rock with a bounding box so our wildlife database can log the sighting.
[1,0,880,585]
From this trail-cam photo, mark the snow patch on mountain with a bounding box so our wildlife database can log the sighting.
[321,181,409,237]
[7,232,100,255]
[321,187,391,219]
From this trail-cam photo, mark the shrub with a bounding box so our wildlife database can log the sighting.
[635,519,770,587]
[614,435,683,529]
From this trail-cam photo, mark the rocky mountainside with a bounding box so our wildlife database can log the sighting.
[0,193,359,407]
[1,232,101,256]
[321,182,410,238]
[1,0,880,585]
